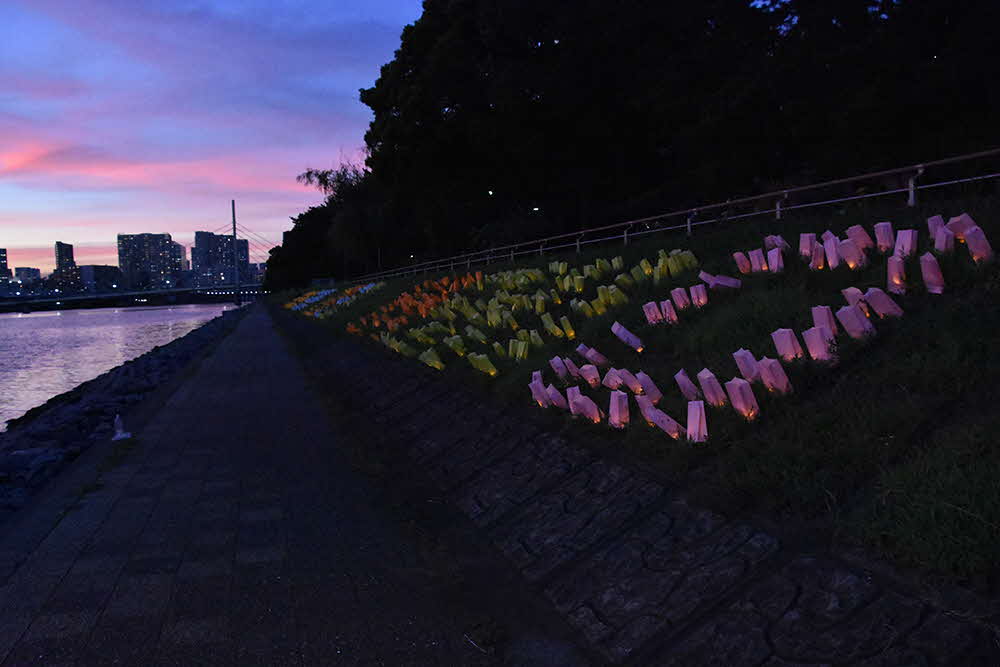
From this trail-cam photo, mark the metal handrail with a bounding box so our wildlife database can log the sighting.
[343,146,1000,284]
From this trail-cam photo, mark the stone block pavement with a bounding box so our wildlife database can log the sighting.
[0,304,996,665]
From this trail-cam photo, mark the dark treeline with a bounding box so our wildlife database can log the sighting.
[266,0,999,288]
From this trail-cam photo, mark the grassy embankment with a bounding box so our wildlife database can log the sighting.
[285,189,1000,592]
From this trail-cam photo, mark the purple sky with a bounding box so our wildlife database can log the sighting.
[0,0,423,273]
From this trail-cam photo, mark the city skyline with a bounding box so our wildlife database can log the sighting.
[0,0,424,273]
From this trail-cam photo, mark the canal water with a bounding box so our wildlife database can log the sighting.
[0,304,234,431]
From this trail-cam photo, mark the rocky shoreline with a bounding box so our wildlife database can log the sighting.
[0,307,246,519]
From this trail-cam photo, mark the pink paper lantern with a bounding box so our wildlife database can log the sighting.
[670,287,691,310]
[946,213,976,241]
[585,347,610,366]
[698,271,718,288]
[836,304,876,339]
[749,248,768,273]
[733,252,752,274]
[724,377,760,420]
[532,370,543,385]
[732,348,760,382]
[659,300,679,323]
[810,305,839,336]
[567,386,583,415]
[920,252,945,294]
[758,357,793,394]
[674,369,702,401]
[611,321,644,352]
[601,368,623,389]
[696,368,728,407]
[711,275,742,289]
[529,379,551,407]
[821,230,838,244]
[841,287,870,317]
[563,357,581,379]
[934,226,955,254]
[863,287,904,318]
[686,401,708,442]
[802,326,835,361]
[767,247,784,273]
[618,368,644,394]
[809,243,826,271]
[608,390,629,429]
[650,409,683,439]
[927,215,944,239]
[635,394,656,422]
[580,364,601,388]
[571,395,602,423]
[690,284,709,308]
[874,222,895,253]
[894,229,918,259]
[845,225,874,250]
[887,255,906,295]
[765,234,790,251]
[823,237,841,269]
[965,226,994,263]
[636,371,663,404]
[770,328,804,361]
[549,356,569,380]
[642,301,663,325]
[799,233,816,260]
[546,384,569,410]
[837,238,866,269]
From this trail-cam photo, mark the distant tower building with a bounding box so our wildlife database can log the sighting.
[14,267,42,282]
[79,265,124,292]
[117,233,180,289]
[54,242,76,272]
[191,231,249,286]
[0,248,11,279]
[52,241,81,290]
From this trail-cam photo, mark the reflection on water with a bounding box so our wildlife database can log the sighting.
[0,304,233,431]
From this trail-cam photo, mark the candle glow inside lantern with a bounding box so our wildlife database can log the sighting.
[601,367,623,389]
[732,348,760,382]
[635,394,657,423]
[618,369,644,394]
[887,255,906,295]
[636,371,663,403]
[690,284,709,308]
[965,226,994,263]
[659,300,679,323]
[549,356,569,380]
[836,304,876,339]
[799,233,816,260]
[920,252,945,294]
[670,287,691,310]
[846,225,874,250]
[934,226,955,253]
[570,395,602,423]
[560,316,576,340]
[811,305,839,336]
[837,239,866,269]
[696,368,728,407]
[674,369,702,401]
[686,401,708,442]
[758,357,793,394]
[635,396,682,438]
[874,221,894,253]
[809,243,826,271]
[711,275,742,289]
[863,288,904,318]
[894,229,918,259]
[564,357,581,378]
[946,213,976,241]
[733,252,752,274]
[580,364,601,388]
[611,321,644,352]
[546,384,569,410]
[770,328,804,361]
[841,287,870,317]
[529,379,551,407]
[724,377,760,420]
[609,390,629,429]
[823,236,841,269]
[927,215,944,239]
[749,248,768,273]
[643,301,664,325]
[767,247,784,273]
[802,326,835,361]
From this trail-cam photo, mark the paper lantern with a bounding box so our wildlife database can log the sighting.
[767,247,784,273]
[802,326,835,361]
[874,222,894,253]
[577,343,609,366]
[493,341,506,358]
[934,226,955,254]
[887,255,906,295]
[799,233,816,260]
[712,275,742,289]
[697,271,719,289]
[894,229,918,258]
[686,401,708,442]
[810,305,839,336]
[566,386,583,415]
[540,313,564,338]
[635,394,656,423]
[607,285,629,306]
[946,213,976,241]
[770,328,804,361]
[618,369,644,394]
[696,368,728,407]
[965,226,994,263]
[443,335,467,356]
[845,225,874,250]
[819,230,835,244]
[841,287,870,317]
[643,301,663,325]
[927,215,945,239]
[580,364,601,388]
[758,357,793,394]
[570,395,602,423]
[674,369,702,401]
[549,356,569,380]
[765,234,790,251]
[920,252,945,294]
[563,357,581,378]
[749,248,768,272]
[690,284,709,308]
[652,300,676,325]
[635,371,663,403]
[724,377,760,420]
[560,316,576,340]
[529,379,551,407]
[732,348,760,382]
[608,390,629,429]
[418,348,445,370]
[532,370,543,385]
[809,243,826,271]
[837,239,866,269]
[611,321,644,352]
[589,298,607,316]
[546,384,568,410]
[602,368,623,389]
[863,287,904,318]
[733,252,752,274]
[836,304,876,339]
[650,409,683,439]
[823,236,841,269]
[670,288,691,310]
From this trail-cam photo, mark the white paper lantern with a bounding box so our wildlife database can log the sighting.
[711,275,742,289]
[863,287,904,318]
[926,215,944,239]
[549,356,569,380]
[770,328,804,361]
[758,357,793,395]
[724,377,760,420]
[696,368,728,407]
[946,213,976,241]
[809,242,826,271]
[686,401,707,442]
[529,379,550,407]
[874,221,894,253]
[660,299,679,323]
[837,238,866,269]
[611,321,644,352]
[617,368,644,394]
[823,236,841,269]
[570,395,602,423]
[674,369,702,401]
[698,271,718,288]
[580,364,601,388]
[920,252,945,294]
[841,287,870,317]
[602,368,623,389]
[563,357,581,379]
[965,226,994,263]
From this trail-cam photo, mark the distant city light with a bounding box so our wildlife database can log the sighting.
[532,207,540,211]
[488,190,494,195]
[410,254,414,258]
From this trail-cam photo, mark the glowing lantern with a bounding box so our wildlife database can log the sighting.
[698,271,719,288]
[836,304,876,339]
[540,313,564,338]
[894,229,918,258]
[724,377,759,420]
[874,222,894,253]
[529,330,545,348]
[802,326,835,361]
[468,353,498,376]
[639,258,654,276]
[418,348,445,370]
[799,233,816,260]
[733,252,752,274]
[758,357,793,394]
[935,227,955,254]
[821,230,837,244]
[567,386,583,415]
[887,255,906,295]
[560,316,576,340]
[529,379,551,407]
[531,370,543,385]
[965,226,994,263]
[607,286,629,306]
[712,275,742,289]
[863,288,904,318]
[749,248,768,272]
[837,239,866,269]
[765,234,790,251]
[920,252,945,294]
[465,325,489,344]
[767,247,784,273]
[732,348,760,382]
[570,395,602,423]
[674,369,702,401]
[823,236,841,269]
[635,394,657,423]
[686,401,708,442]
[696,368,728,407]
[841,287,870,317]
[946,213,976,241]
[927,215,944,239]
[611,321,644,352]
[770,328,804,361]
[577,343,609,366]
[443,335,467,356]
[690,284,709,308]
[563,357,581,378]
[643,301,664,325]
[660,300,679,323]
[809,243,826,271]
[589,298,607,316]
[493,342,506,358]
[549,356,569,380]
[601,368,623,389]
[845,225,874,250]
[618,369,643,394]
[671,287,691,310]
[546,384,569,410]
[811,305,839,336]
[636,371,663,403]
[650,409,683,439]
[608,390,629,429]
[580,364,601,388]
[573,275,585,293]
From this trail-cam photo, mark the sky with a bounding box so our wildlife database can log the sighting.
[0,0,423,274]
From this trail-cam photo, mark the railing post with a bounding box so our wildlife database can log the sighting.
[623,224,632,246]
[510,249,514,263]
[907,166,924,207]
[576,234,583,254]
[776,191,789,220]
[686,211,695,237]
[538,242,545,256]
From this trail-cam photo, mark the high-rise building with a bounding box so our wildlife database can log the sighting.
[117,233,180,289]
[0,248,11,279]
[14,267,41,282]
[191,231,249,287]
[79,265,124,292]
[54,242,76,272]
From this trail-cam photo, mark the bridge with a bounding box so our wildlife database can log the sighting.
[0,284,267,313]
